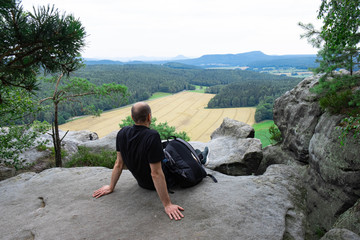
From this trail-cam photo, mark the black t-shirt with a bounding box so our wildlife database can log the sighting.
[116,125,165,190]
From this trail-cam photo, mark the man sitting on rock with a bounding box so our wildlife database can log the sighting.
[93,102,184,220]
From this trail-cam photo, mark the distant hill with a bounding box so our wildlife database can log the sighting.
[174,51,318,69]
[85,51,318,69]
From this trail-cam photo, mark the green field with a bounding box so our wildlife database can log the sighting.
[149,92,172,100]
[253,120,274,147]
[188,85,208,93]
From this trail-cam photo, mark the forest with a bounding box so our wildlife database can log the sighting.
[33,63,301,124]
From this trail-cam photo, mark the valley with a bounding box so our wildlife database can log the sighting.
[60,91,256,142]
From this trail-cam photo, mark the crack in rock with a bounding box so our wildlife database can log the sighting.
[38,197,45,208]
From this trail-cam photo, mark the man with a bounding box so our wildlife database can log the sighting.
[93,102,184,220]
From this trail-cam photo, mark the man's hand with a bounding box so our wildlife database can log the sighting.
[93,185,113,198]
[165,204,184,220]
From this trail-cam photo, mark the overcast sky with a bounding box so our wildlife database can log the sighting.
[21,0,322,60]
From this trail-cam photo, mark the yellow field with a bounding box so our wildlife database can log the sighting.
[59,92,256,142]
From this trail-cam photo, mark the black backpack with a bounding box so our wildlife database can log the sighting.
[162,136,217,188]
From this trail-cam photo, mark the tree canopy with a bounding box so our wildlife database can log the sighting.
[0,0,86,104]
[300,0,360,143]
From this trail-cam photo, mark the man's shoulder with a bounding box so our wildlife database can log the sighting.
[117,125,131,137]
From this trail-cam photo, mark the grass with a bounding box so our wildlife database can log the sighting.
[189,85,208,93]
[65,146,116,168]
[149,92,172,100]
[253,120,274,147]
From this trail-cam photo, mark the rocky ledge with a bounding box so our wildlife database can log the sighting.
[0,165,306,240]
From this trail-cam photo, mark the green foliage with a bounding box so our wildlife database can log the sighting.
[119,116,190,141]
[269,124,283,144]
[36,144,48,152]
[337,114,360,145]
[319,90,352,114]
[0,1,86,103]
[0,120,50,169]
[310,74,360,114]
[207,76,300,108]
[49,147,67,159]
[255,96,275,122]
[65,146,116,168]
[300,0,360,145]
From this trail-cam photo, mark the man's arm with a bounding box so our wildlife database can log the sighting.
[93,151,124,198]
[150,161,184,220]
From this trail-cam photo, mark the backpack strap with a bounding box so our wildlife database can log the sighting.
[168,136,202,165]
[207,174,218,183]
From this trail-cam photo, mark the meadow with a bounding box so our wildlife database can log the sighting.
[60,91,256,143]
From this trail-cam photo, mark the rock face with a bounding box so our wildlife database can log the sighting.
[320,229,360,240]
[272,74,360,238]
[0,165,307,240]
[273,76,322,163]
[192,118,262,176]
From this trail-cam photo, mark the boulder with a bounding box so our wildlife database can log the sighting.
[273,76,323,163]
[332,199,360,236]
[0,164,307,240]
[191,118,261,176]
[79,130,118,152]
[211,117,254,139]
[191,137,262,176]
[320,229,360,240]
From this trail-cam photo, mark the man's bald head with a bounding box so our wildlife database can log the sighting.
[131,102,151,124]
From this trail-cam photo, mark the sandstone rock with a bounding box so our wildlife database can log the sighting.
[320,229,360,240]
[273,76,323,163]
[191,137,262,176]
[332,199,360,236]
[309,112,360,189]
[15,130,99,166]
[79,130,118,152]
[211,117,254,139]
[305,112,360,233]
[62,130,99,143]
[256,144,302,175]
[305,167,358,237]
[0,165,15,181]
[0,165,306,240]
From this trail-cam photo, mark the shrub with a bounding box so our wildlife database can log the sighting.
[119,116,190,141]
[319,90,352,114]
[269,124,282,144]
[65,146,116,168]
[337,114,360,145]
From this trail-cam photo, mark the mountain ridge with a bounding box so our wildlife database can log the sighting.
[85,51,318,69]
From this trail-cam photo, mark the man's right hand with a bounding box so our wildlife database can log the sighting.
[93,185,113,198]
[165,204,185,220]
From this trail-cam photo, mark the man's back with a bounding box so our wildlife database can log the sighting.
[116,125,164,190]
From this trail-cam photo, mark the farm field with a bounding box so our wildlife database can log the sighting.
[59,92,256,142]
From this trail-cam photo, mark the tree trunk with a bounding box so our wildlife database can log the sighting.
[53,101,62,167]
